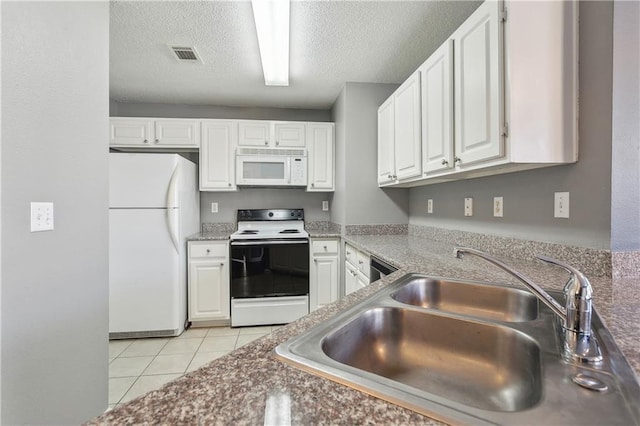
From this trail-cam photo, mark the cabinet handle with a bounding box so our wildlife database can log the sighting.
[311,183,315,187]
[154,139,159,144]
[206,249,210,254]
[276,141,280,146]
[264,141,268,146]
[228,183,232,187]
[323,245,327,251]
[441,159,449,165]
[358,260,363,265]
[143,139,149,144]
[454,157,461,164]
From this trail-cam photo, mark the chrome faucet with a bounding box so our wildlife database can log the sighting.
[454,247,602,364]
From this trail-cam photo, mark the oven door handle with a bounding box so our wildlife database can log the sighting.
[230,239,308,246]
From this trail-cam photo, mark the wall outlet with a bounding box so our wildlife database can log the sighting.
[493,197,504,217]
[322,201,329,211]
[554,192,570,218]
[464,198,473,217]
[427,199,433,214]
[31,202,54,232]
[211,202,219,213]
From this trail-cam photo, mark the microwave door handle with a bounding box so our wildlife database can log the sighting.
[285,157,291,184]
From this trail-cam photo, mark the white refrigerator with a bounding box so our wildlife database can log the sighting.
[109,153,200,338]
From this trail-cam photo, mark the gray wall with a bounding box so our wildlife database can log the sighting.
[611,0,640,251]
[409,1,613,250]
[200,189,331,224]
[111,101,331,122]
[2,2,109,423]
[331,82,409,226]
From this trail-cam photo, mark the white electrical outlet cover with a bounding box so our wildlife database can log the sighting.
[31,202,54,232]
[322,201,329,211]
[493,197,503,217]
[554,192,570,218]
[464,198,473,217]
[211,202,219,213]
[427,199,433,214]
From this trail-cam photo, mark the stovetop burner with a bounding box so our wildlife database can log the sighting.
[231,209,308,241]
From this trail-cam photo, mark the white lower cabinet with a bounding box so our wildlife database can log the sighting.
[344,243,370,296]
[310,239,339,311]
[188,241,230,323]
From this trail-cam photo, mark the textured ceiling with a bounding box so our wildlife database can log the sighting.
[110,1,481,110]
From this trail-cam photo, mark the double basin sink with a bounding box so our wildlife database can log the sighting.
[275,274,640,424]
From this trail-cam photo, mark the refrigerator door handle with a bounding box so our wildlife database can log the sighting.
[166,163,180,253]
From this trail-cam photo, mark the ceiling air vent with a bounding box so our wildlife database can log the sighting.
[168,45,202,63]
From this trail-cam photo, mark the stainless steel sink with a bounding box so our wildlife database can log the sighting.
[322,306,542,412]
[275,273,640,425]
[390,276,538,322]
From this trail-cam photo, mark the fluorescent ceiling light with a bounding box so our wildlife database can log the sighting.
[251,0,290,86]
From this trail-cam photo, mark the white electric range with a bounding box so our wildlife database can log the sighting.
[229,209,310,327]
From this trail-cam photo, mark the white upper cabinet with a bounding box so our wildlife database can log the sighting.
[379,0,578,187]
[453,0,502,166]
[200,120,237,191]
[393,71,422,180]
[110,118,199,148]
[238,121,305,148]
[378,71,422,185]
[274,122,306,147]
[307,123,335,192]
[421,40,454,174]
[238,121,270,147]
[377,97,396,185]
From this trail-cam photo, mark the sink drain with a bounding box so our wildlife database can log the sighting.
[571,373,608,392]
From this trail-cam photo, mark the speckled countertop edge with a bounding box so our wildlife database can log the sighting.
[90,235,640,425]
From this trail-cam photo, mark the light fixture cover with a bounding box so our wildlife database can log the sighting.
[251,0,290,86]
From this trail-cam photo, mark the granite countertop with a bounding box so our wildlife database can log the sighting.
[307,229,341,238]
[90,235,640,425]
[187,231,231,241]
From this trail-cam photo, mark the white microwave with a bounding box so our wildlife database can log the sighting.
[236,148,307,187]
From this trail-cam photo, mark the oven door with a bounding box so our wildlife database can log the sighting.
[230,239,309,299]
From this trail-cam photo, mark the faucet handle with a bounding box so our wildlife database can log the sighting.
[535,255,592,299]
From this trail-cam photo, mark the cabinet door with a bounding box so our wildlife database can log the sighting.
[189,260,229,321]
[345,263,358,296]
[377,97,396,185]
[200,120,237,191]
[421,40,454,174]
[238,121,270,147]
[154,120,200,147]
[310,256,338,311]
[307,123,334,191]
[356,270,369,290]
[110,118,153,146]
[393,71,422,180]
[274,122,306,147]
[453,0,503,166]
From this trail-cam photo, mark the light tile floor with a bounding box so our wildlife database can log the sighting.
[108,325,277,409]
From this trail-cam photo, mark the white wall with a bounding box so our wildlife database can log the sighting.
[409,1,613,250]
[611,0,640,251]
[331,82,409,227]
[1,2,109,423]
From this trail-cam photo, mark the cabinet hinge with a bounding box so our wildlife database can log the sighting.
[502,123,509,138]
[501,9,507,22]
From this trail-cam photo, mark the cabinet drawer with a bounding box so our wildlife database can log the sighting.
[312,240,338,254]
[189,242,228,259]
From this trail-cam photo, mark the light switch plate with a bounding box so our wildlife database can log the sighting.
[211,202,219,213]
[322,201,329,211]
[493,197,504,217]
[427,199,433,214]
[31,202,54,232]
[464,198,473,217]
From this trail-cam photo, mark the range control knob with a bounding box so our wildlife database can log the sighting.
[268,212,274,217]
